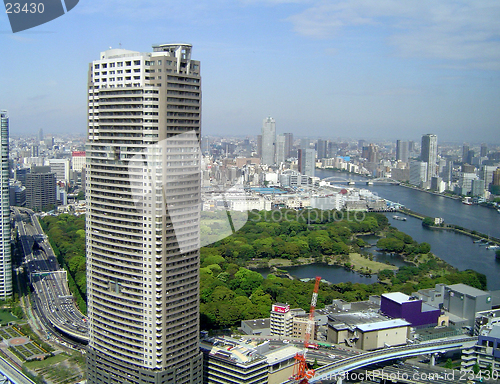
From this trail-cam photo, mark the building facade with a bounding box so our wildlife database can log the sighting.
[421,134,438,182]
[396,140,409,163]
[25,166,56,211]
[0,111,12,300]
[86,44,202,384]
[261,117,276,166]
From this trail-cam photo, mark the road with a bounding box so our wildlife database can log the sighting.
[13,208,88,346]
[0,356,36,384]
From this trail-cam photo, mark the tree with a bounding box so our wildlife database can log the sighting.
[472,363,480,374]
[422,217,434,227]
[444,358,453,369]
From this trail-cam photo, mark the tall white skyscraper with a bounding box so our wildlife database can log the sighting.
[421,134,438,182]
[86,44,202,384]
[261,117,276,165]
[0,111,11,300]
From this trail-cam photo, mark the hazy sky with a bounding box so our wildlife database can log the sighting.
[1,0,500,142]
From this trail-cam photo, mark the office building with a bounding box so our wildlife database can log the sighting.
[25,166,56,211]
[480,143,488,157]
[297,148,316,177]
[316,139,328,159]
[38,128,44,144]
[421,134,438,181]
[396,140,409,163]
[86,44,202,384]
[276,134,286,164]
[71,151,86,172]
[49,158,70,183]
[462,143,470,163]
[283,133,293,159]
[0,111,11,300]
[261,117,276,165]
[409,161,427,187]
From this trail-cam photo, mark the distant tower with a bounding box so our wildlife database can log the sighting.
[38,128,44,144]
[283,133,293,159]
[261,117,276,165]
[421,134,438,181]
[480,143,488,158]
[396,140,409,163]
[462,143,470,163]
[0,110,12,300]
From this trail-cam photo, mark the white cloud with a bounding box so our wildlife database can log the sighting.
[287,0,500,69]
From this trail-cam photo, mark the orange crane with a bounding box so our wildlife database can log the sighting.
[291,276,321,384]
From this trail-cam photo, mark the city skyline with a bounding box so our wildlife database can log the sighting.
[1,1,500,142]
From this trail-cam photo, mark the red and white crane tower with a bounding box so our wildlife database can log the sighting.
[291,276,321,384]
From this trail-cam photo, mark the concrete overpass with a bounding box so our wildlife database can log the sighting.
[283,337,477,383]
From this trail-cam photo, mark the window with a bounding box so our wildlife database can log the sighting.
[157,60,162,65]
[117,70,123,74]
[134,69,140,73]
[134,60,141,65]
[158,69,161,72]
[117,62,123,67]
[117,77,123,81]
[110,63,115,68]
[94,64,100,69]
[102,63,107,68]
[109,71,115,75]
[149,61,155,65]
[126,61,131,66]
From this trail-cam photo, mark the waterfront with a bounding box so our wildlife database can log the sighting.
[316,169,500,239]
[290,169,500,290]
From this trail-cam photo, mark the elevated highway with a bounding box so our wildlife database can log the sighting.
[283,336,476,383]
[13,208,89,345]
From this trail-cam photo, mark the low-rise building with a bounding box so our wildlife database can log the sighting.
[241,318,271,337]
[200,337,268,384]
[381,292,441,328]
[461,325,500,373]
[443,284,492,328]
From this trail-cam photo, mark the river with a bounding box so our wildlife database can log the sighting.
[265,169,500,290]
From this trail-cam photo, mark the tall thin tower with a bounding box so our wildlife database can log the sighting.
[261,117,276,165]
[86,44,202,384]
[421,134,438,182]
[0,111,11,300]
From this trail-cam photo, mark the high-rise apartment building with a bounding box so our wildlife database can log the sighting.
[86,44,202,384]
[0,111,12,300]
[421,134,438,182]
[396,140,409,163]
[261,117,276,165]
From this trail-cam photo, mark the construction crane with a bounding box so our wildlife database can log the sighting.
[291,276,321,384]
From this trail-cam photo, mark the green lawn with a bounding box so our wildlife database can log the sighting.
[24,353,69,369]
[0,310,17,325]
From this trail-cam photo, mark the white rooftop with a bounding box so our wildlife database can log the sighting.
[356,319,411,332]
[383,292,413,304]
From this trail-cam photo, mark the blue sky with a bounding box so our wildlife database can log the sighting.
[1,0,500,142]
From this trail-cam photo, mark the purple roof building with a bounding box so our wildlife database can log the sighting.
[381,292,441,328]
